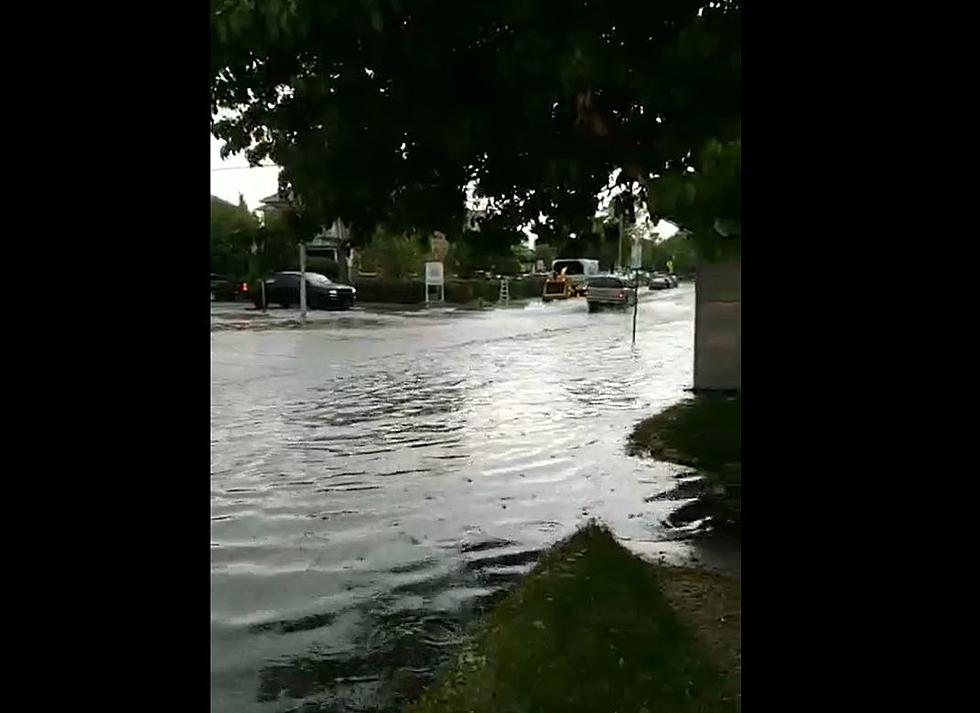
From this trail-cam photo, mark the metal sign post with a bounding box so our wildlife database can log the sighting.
[424,261,445,304]
[250,239,267,312]
[631,239,642,344]
[632,269,640,344]
[299,242,307,323]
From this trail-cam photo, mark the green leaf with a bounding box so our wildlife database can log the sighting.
[211,0,740,255]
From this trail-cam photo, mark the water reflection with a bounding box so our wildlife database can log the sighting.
[250,538,533,711]
[211,288,699,712]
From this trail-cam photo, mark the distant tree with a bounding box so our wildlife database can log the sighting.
[532,243,557,270]
[358,231,426,279]
[211,195,259,277]
[550,220,625,270]
[448,219,526,276]
[646,229,699,273]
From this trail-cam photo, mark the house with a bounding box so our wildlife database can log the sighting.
[257,192,345,263]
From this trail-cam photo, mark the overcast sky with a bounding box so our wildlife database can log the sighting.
[211,136,279,211]
[211,135,677,242]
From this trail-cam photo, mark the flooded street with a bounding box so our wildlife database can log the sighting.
[212,286,703,712]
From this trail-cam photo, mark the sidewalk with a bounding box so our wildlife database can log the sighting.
[210,299,539,331]
[209,301,467,331]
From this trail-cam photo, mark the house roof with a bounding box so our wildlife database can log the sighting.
[211,194,237,209]
[258,191,294,209]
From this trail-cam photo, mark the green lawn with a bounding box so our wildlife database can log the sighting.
[628,395,740,472]
[409,524,739,713]
[629,396,741,524]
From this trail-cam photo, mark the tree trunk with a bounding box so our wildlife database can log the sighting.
[338,241,351,284]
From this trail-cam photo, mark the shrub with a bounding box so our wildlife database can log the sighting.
[509,276,546,299]
[350,276,547,305]
[305,257,340,279]
[358,232,426,279]
[351,277,424,304]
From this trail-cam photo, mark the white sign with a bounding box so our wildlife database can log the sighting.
[425,261,444,285]
[425,261,445,304]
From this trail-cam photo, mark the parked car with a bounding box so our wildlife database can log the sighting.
[252,271,356,310]
[585,275,636,312]
[211,273,248,302]
[630,270,652,287]
[648,272,674,290]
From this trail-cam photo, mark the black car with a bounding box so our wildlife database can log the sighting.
[252,271,356,310]
[211,273,248,301]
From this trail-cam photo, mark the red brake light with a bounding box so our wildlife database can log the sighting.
[241,282,249,292]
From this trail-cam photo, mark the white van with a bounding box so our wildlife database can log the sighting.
[551,259,599,291]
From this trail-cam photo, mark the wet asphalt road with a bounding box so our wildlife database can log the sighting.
[211,286,709,712]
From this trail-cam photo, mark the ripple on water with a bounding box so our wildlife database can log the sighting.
[211,289,698,712]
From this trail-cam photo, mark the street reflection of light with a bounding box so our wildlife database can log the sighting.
[210,289,700,712]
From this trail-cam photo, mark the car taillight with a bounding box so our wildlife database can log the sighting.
[618,291,625,299]
[241,282,249,292]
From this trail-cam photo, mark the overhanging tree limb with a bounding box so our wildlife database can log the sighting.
[211,0,740,258]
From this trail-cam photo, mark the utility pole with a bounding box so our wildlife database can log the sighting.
[618,213,624,274]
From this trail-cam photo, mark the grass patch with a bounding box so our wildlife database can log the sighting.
[629,396,741,527]
[409,524,739,713]
[628,395,740,472]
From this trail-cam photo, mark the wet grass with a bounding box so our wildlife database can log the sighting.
[628,395,741,527]
[628,395,740,472]
[408,523,739,713]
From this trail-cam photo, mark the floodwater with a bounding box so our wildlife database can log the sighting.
[211,286,707,712]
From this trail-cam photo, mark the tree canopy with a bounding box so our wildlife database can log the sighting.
[210,194,259,276]
[211,0,740,259]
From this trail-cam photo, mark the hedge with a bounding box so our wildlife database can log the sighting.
[302,257,340,279]
[351,276,546,305]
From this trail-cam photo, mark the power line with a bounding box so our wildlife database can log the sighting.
[211,164,279,172]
